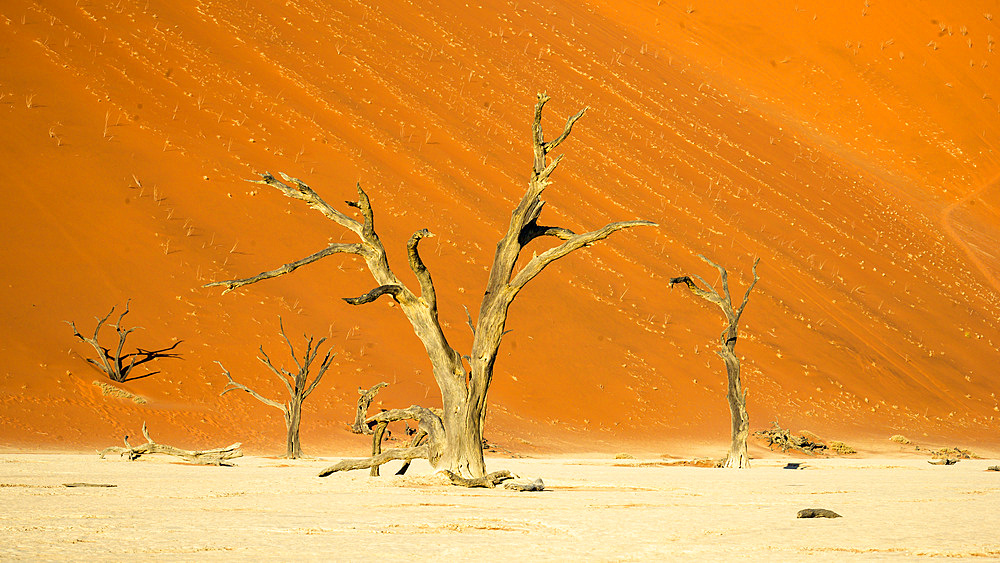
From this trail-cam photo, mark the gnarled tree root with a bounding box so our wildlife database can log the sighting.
[98,423,242,466]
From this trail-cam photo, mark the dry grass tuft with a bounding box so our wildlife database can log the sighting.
[930,447,979,460]
[829,441,856,455]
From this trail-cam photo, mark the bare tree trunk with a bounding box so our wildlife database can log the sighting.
[721,347,749,468]
[285,400,302,459]
[208,93,655,479]
[671,256,760,469]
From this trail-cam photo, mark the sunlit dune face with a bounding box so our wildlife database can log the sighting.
[0,0,997,456]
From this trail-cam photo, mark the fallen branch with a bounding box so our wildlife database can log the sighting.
[98,423,242,466]
[63,483,116,488]
[320,405,444,477]
[318,445,430,477]
[504,477,546,491]
[928,458,958,465]
[440,469,513,488]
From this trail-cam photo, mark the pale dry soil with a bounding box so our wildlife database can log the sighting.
[1,454,998,560]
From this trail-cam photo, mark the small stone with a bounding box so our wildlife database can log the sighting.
[797,508,841,518]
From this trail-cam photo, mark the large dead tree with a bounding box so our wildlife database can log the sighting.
[670,255,760,468]
[67,300,182,383]
[216,319,333,459]
[207,93,655,478]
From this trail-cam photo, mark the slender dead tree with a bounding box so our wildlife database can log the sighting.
[67,300,182,383]
[670,255,760,468]
[217,319,333,459]
[207,93,655,478]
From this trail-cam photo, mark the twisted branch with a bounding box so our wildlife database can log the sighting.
[407,229,437,306]
[510,220,656,292]
[205,243,366,295]
[343,284,407,305]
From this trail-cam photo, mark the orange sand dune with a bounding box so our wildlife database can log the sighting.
[1,0,998,457]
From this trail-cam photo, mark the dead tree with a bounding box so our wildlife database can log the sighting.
[351,382,388,434]
[99,422,242,465]
[67,300,182,383]
[217,318,333,459]
[670,255,760,469]
[207,93,655,478]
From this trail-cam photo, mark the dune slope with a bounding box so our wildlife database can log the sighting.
[1,0,998,455]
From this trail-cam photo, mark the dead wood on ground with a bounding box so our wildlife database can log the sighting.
[98,423,242,466]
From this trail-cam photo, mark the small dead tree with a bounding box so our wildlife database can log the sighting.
[67,300,182,383]
[217,319,333,459]
[207,93,655,479]
[670,255,760,468]
[351,382,388,434]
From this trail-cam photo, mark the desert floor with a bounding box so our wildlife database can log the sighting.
[2,453,998,560]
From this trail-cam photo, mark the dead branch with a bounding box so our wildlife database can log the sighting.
[754,422,828,454]
[441,469,513,488]
[351,382,388,434]
[98,423,241,466]
[320,405,445,477]
[318,445,431,476]
[394,429,428,476]
[204,243,365,295]
[797,508,842,518]
[503,477,546,491]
